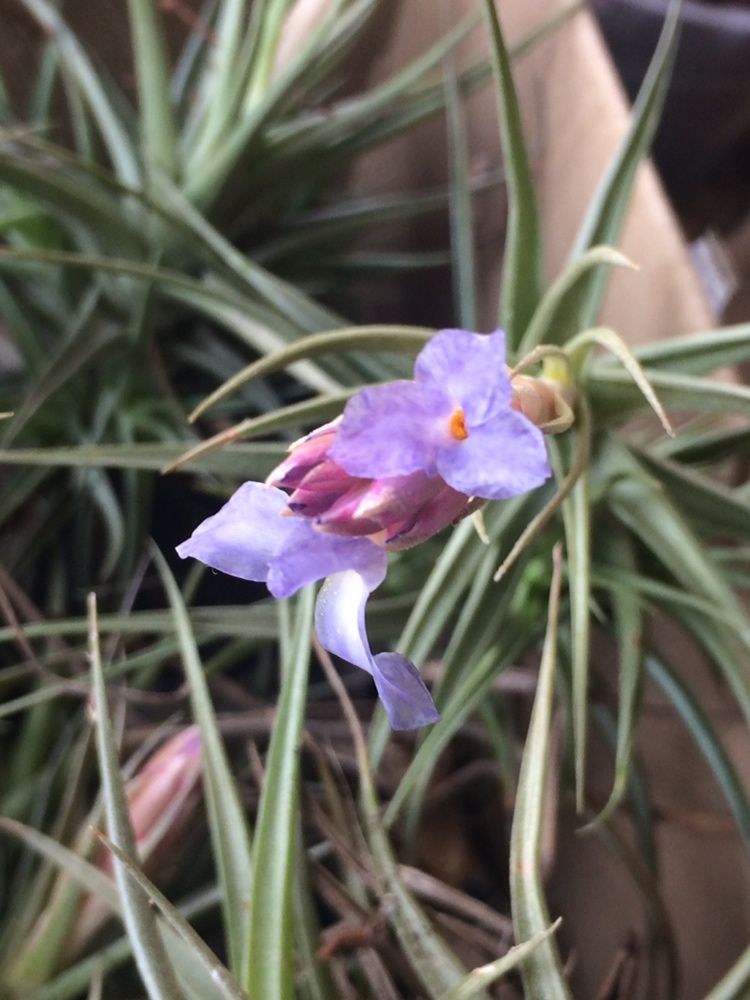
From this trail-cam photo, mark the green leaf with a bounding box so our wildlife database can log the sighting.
[161,390,355,474]
[625,321,750,376]
[587,534,644,828]
[247,588,314,1000]
[564,0,681,337]
[357,743,471,996]
[562,466,591,813]
[444,52,477,329]
[242,0,294,108]
[435,920,562,1000]
[0,817,230,1000]
[637,449,750,542]
[151,547,253,981]
[87,592,183,999]
[33,889,221,1000]
[0,811,111,991]
[567,325,672,435]
[646,656,750,839]
[0,441,285,477]
[19,0,139,185]
[608,468,750,738]
[656,422,750,465]
[0,153,145,253]
[587,367,750,421]
[128,0,179,179]
[482,0,543,345]
[93,836,249,1000]
[188,325,431,420]
[519,246,635,354]
[0,246,343,394]
[183,0,249,163]
[509,548,571,999]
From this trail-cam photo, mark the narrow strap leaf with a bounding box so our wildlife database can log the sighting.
[518,246,636,354]
[599,321,750,376]
[509,547,572,998]
[481,0,543,346]
[93,835,250,1000]
[584,534,644,829]
[568,0,682,330]
[567,326,673,435]
[494,401,591,582]
[246,589,314,1000]
[19,0,139,185]
[435,920,562,1000]
[188,326,430,421]
[128,0,179,179]
[87,593,182,1000]
[151,548,254,982]
[444,48,477,330]
[646,656,750,840]
[161,390,355,474]
[561,463,591,813]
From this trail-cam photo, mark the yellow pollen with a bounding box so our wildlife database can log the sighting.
[449,407,469,441]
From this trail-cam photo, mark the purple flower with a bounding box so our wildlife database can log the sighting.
[177,329,550,731]
[177,483,440,729]
[329,328,549,500]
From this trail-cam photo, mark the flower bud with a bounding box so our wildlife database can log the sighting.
[511,374,575,433]
[266,424,474,550]
[66,726,202,958]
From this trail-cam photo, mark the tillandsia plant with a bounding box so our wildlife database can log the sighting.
[2,0,750,999]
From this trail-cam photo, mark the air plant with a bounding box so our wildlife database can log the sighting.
[1,1,750,998]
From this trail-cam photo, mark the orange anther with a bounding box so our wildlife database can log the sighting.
[449,407,469,441]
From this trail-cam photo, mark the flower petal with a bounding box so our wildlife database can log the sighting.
[329,381,452,479]
[266,421,341,490]
[268,525,386,598]
[315,570,439,730]
[415,329,511,425]
[372,653,441,730]
[175,482,292,581]
[436,410,550,500]
[384,484,470,550]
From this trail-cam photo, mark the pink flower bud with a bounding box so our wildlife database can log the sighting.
[66,726,202,957]
[265,424,474,550]
[124,725,202,867]
[266,419,340,490]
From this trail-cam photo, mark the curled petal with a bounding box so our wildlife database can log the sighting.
[287,459,362,515]
[176,482,387,600]
[329,381,451,479]
[176,482,292,581]
[436,410,550,500]
[315,570,440,730]
[372,653,441,730]
[415,328,511,425]
[268,526,386,598]
[266,419,340,489]
[385,484,470,550]
[317,471,443,537]
[314,483,385,536]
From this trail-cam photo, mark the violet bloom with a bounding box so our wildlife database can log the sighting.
[177,329,550,730]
